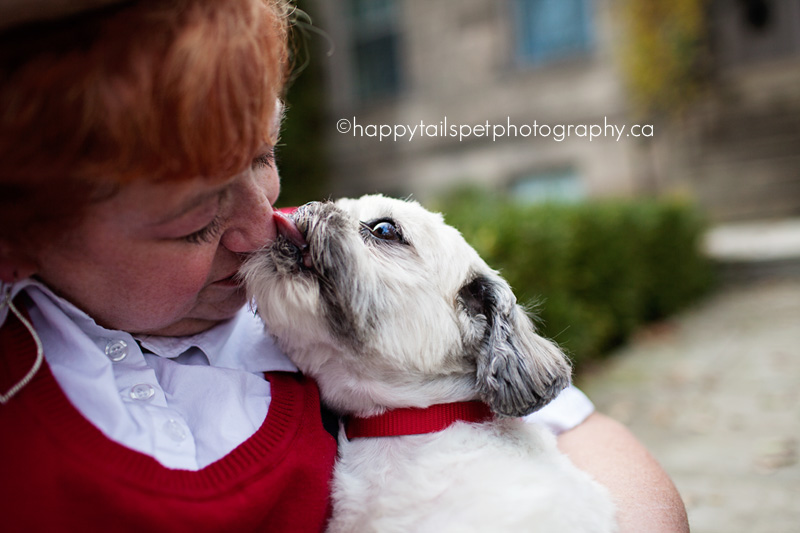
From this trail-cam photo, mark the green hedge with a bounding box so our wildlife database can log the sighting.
[432,188,714,370]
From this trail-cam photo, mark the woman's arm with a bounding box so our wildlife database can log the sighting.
[558,412,689,533]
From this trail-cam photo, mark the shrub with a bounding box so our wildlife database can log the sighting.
[431,188,713,370]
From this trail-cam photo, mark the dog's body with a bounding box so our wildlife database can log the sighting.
[243,195,616,532]
[330,418,614,533]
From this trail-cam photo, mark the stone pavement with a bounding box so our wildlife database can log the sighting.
[577,273,800,532]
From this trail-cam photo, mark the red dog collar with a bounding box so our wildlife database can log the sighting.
[344,401,494,439]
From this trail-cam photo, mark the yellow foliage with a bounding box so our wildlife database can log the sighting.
[618,0,708,117]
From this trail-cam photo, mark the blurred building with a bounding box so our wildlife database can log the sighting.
[309,0,800,221]
[665,0,800,220]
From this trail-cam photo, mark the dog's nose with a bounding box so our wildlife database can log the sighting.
[274,211,308,250]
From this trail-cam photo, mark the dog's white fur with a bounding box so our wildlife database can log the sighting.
[242,195,616,532]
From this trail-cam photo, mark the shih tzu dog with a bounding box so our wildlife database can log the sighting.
[242,195,616,533]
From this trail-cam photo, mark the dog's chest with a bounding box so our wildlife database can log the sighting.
[327,419,617,533]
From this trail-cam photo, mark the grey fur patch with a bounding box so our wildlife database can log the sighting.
[294,202,374,351]
[459,274,572,417]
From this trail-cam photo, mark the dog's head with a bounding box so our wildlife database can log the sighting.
[242,195,571,417]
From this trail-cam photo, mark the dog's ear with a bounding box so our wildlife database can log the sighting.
[458,275,572,417]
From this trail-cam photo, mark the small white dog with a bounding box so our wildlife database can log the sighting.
[242,195,616,533]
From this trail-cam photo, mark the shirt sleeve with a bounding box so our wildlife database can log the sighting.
[524,385,595,435]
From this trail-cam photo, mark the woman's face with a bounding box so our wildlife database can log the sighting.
[34,150,281,337]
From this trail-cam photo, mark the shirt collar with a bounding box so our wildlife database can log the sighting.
[2,278,297,374]
[135,305,297,374]
[2,278,95,327]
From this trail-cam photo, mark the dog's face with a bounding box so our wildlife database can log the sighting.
[242,195,571,417]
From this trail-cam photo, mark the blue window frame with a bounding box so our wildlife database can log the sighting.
[513,0,594,65]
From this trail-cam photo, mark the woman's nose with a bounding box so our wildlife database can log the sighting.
[220,182,278,254]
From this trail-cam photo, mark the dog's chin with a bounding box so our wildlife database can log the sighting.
[243,254,332,358]
[310,361,480,417]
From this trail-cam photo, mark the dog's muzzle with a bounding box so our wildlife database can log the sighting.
[273,210,314,270]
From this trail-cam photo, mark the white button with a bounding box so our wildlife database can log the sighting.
[163,419,188,442]
[105,339,128,362]
[129,384,155,401]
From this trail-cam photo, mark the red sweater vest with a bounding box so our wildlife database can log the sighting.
[0,307,336,532]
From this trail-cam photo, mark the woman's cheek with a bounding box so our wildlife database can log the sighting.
[176,254,218,289]
[144,249,216,296]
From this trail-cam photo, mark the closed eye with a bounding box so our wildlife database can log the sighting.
[181,215,223,244]
[252,149,276,169]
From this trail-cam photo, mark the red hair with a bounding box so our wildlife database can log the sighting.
[0,0,290,253]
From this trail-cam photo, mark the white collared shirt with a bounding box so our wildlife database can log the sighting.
[3,279,296,470]
[1,280,593,471]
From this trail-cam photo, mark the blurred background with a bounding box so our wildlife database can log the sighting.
[278,2,800,530]
[279,0,800,217]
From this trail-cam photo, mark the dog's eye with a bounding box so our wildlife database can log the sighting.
[361,219,403,242]
[371,221,400,241]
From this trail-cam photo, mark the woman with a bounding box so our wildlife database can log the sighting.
[0,1,688,531]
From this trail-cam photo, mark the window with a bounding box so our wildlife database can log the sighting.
[710,0,800,67]
[510,168,585,204]
[512,0,594,65]
[350,0,402,102]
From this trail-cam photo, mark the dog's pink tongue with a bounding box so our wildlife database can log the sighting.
[274,211,308,249]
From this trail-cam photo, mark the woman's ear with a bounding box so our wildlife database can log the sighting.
[458,274,572,417]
